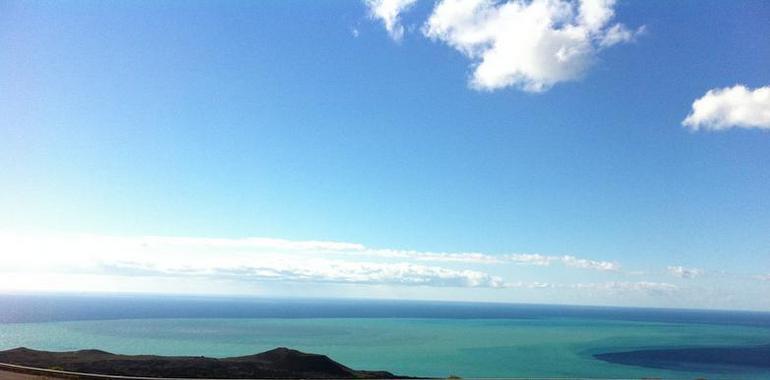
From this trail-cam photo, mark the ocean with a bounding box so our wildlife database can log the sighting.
[1,294,769,379]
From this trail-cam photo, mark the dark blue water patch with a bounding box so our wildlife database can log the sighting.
[1,293,770,327]
[594,344,770,374]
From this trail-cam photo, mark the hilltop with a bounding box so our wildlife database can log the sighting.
[0,347,407,379]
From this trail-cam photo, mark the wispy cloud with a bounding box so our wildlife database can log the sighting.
[366,251,618,271]
[366,249,503,263]
[0,232,713,303]
[0,233,619,290]
[571,281,678,295]
[103,260,506,288]
[683,85,770,131]
[505,253,619,271]
[504,253,555,266]
[140,236,366,251]
[365,0,418,41]
[667,265,702,279]
[560,255,620,271]
[503,280,678,295]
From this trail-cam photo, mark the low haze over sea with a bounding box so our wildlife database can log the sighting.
[2,294,770,379]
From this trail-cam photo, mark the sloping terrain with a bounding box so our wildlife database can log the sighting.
[0,347,403,379]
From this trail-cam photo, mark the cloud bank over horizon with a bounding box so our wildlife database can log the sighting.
[0,233,619,289]
[1,232,768,309]
[365,0,642,92]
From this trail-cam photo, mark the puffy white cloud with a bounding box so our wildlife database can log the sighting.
[683,85,770,131]
[667,265,702,279]
[365,0,418,40]
[421,0,642,91]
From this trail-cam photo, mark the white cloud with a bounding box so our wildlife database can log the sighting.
[365,0,418,40]
[104,260,505,288]
[373,251,620,271]
[367,249,503,263]
[560,255,620,271]
[667,265,702,279]
[138,236,366,252]
[0,233,505,289]
[505,253,555,266]
[599,23,643,47]
[503,281,555,288]
[421,0,642,91]
[503,280,677,294]
[504,253,619,271]
[0,232,622,294]
[683,85,770,131]
[572,281,678,295]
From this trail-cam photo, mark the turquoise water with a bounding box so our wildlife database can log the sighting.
[2,317,770,379]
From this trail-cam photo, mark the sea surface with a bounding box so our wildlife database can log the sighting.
[1,294,770,379]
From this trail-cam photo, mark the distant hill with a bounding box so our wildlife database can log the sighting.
[0,347,408,379]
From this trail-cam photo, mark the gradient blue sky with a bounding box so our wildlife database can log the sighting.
[1,0,769,309]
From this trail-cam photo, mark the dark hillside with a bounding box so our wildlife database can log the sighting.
[0,347,408,379]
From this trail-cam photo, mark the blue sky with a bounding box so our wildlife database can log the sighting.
[1,0,769,310]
